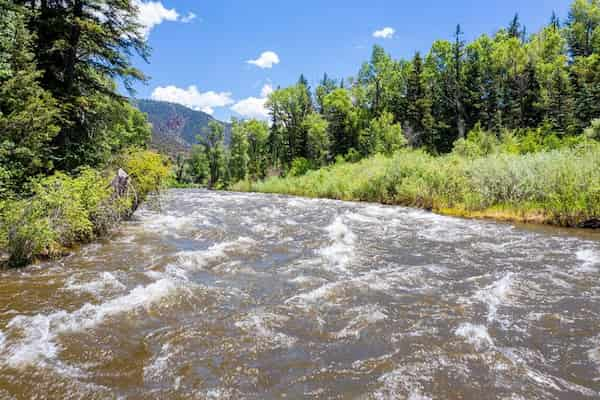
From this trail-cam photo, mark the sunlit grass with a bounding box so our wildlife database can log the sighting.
[233,143,600,227]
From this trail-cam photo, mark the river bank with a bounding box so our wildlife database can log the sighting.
[233,145,600,229]
[0,150,170,268]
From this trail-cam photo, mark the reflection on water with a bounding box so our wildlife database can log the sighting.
[0,189,599,399]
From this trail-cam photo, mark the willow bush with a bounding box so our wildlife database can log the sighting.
[0,150,170,267]
[237,143,600,227]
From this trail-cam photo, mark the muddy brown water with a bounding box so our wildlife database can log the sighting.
[0,189,599,399]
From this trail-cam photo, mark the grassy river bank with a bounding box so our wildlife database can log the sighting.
[233,144,600,229]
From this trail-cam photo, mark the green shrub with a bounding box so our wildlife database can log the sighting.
[119,148,170,204]
[585,119,600,141]
[288,157,313,177]
[1,149,170,267]
[242,145,600,228]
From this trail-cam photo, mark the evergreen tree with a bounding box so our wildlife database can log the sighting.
[0,1,60,194]
[452,25,467,139]
[546,68,575,134]
[316,73,338,112]
[508,14,522,38]
[17,0,150,169]
[406,52,436,150]
[565,0,600,57]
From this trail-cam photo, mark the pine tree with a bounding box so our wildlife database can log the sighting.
[546,68,575,134]
[18,0,150,169]
[452,25,467,139]
[508,14,522,38]
[0,1,60,194]
[406,52,436,150]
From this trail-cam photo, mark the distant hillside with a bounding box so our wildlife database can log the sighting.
[134,99,231,155]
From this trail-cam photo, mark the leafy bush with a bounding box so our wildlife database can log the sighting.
[119,149,170,204]
[585,119,600,141]
[0,150,169,267]
[453,123,499,158]
[288,158,314,177]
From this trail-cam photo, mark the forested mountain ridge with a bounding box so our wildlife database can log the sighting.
[135,99,231,155]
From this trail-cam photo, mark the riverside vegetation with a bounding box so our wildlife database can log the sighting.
[174,0,600,228]
[0,1,170,267]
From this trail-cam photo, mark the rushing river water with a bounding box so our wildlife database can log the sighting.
[1,190,600,399]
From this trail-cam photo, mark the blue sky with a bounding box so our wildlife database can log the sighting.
[131,0,571,122]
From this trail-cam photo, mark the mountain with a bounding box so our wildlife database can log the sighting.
[134,99,231,155]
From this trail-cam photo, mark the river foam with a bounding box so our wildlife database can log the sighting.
[474,273,514,324]
[455,323,495,351]
[235,311,296,348]
[3,278,182,369]
[64,272,127,296]
[334,305,388,339]
[576,248,600,271]
[320,216,356,274]
[176,237,255,271]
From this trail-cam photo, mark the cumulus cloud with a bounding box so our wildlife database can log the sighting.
[231,84,273,120]
[134,1,179,36]
[133,1,197,37]
[373,27,395,39]
[151,85,234,115]
[247,51,280,69]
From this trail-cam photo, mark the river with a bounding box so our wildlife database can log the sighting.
[0,189,599,399]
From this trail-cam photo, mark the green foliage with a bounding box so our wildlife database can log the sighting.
[229,119,251,182]
[360,111,406,156]
[120,149,170,203]
[187,145,210,185]
[202,121,227,188]
[288,158,314,177]
[452,123,499,158]
[585,118,600,140]
[1,150,169,267]
[267,83,313,166]
[323,89,360,156]
[0,1,61,195]
[244,120,270,179]
[566,0,600,57]
[303,113,330,166]
[2,169,109,267]
[239,145,600,228]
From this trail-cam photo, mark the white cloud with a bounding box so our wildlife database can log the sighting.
[231,84,274,120]
[373,27,395,39]
[181,12,197,23]
[134,1,179,37]
[231,97,269,120]
[133,1,197,37]
[151,85,234,115]
[247,51,280,69]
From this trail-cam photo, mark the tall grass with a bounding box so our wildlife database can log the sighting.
[234,143,600,227]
